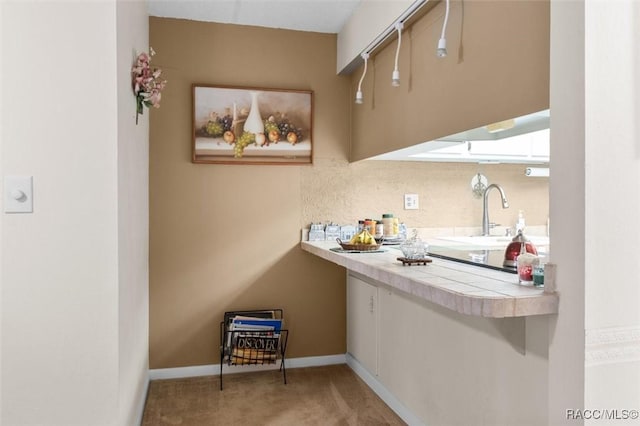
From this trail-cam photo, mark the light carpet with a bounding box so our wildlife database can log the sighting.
[142,364,406,425]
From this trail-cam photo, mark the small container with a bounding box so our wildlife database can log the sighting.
[308,223,325,242]
[324,223,340,241]
[398,223,407,240]
[340,225,357,242]
[533,264,545,287]
[516,209,526,233]
[517,250,539,285]
[413,240,428,259]
[375,223,384,238]
[400,241,417,259]
[382,214,396,237]
[399,231,427,259]
[364,219,377,235]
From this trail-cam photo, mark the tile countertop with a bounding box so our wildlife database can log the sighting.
[301,241,558,318]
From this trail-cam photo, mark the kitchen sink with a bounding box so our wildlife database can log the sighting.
[434,236,512,246]
[431,235,549,248]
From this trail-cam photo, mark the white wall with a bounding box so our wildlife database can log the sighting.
[548,1,586,423]
[583,0,640,417]
[116,2,150,425]
[549,1,640,424]
[0,1,4,421]
[1,1,149,424]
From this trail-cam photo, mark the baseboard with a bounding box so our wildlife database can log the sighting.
[148,354,346,381]
[346,353,425,426]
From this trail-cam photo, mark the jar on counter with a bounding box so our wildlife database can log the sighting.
[533,264,545,287]
[382,213,397,237]
[364,219,377,234]
[375,223,384,238]
[517,250,539,285]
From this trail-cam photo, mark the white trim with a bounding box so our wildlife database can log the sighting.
[135,376,150,426]
[346,353,425,426]
[287,354,346,368]
[148,354,346,381]
[585,325,640,366]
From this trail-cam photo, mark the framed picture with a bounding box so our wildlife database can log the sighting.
[192,84,313,165]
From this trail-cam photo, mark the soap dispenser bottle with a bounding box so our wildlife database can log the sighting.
[503,229,538,268]
[515,210,526,233]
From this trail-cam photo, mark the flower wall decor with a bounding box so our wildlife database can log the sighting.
[131,47,167,124]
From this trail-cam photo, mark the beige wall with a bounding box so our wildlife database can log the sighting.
[149,18,351,368]
[149,17,549,369]
[303,160,548,229]
[350,0,550,161]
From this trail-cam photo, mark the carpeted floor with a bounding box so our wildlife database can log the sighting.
[142,364,406,425]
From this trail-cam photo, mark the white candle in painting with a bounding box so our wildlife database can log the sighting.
[244,91,263,134]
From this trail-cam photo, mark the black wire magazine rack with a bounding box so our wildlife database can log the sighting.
[219,309,289,390]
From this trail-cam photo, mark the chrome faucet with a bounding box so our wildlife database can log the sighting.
[482,184,509,236]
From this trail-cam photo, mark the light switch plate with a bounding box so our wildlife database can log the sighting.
[4,176,33,213]
[404,193,419,210]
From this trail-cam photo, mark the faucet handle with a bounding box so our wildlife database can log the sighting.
[489,222,500,229]
[505,227,513,237]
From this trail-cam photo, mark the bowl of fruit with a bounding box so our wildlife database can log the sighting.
[337,229,382,251]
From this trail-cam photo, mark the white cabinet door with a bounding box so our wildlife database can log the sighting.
[378,287,443,424]
[347,273,378,375]
[468,129,550,162]
[378,289,430,401]
[469,133,532,157]
[530,129,550,158]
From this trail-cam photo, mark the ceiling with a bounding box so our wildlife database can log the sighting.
[147,0,362,34]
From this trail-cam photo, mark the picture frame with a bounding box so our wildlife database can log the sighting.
[192,84,313,165]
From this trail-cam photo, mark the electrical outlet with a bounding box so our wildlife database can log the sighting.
[404,193,419,210]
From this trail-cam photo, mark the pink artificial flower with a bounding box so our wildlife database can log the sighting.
[131,47,167,123]
[149,91,161,108]
[137,52,149,64]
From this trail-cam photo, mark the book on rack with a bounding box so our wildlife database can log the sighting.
[231,315,282,333]
[225,313,283,362]
[231,348,277,365]
[230,336,279,365]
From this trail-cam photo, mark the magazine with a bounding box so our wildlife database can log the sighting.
[225,313,283,365]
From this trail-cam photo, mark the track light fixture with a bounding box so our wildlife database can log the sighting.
[355,52,369,104]
[391,22,403,87]
[437,0,450,58]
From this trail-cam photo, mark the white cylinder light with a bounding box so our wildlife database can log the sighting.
[525,167,550,177]
[437,0,450,58]
[355,53,369,104]
[391,70,400,87]
[392,22,403,86]
[436,38,447,58]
